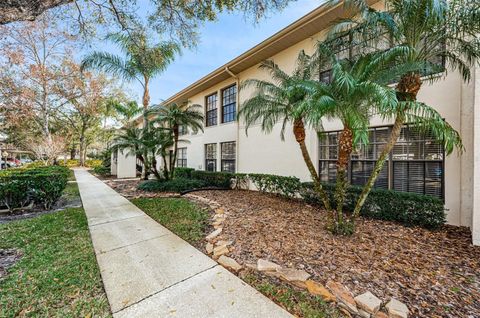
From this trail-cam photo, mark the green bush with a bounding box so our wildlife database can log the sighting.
[191,170,234,188]
[138,178,206,193]
[23,161,48,169]
[301,182,446,228]
[93,166,110,176]
[0,166,69,210]
[246,173,301,198]
[174,167,195,179]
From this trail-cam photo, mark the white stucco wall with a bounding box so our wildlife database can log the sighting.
[116,149,136,179]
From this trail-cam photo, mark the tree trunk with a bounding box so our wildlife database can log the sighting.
[333,126,353,232]
[79,136,85,167]
[162,153,169,180]
[141,76,150,180]
[352,72,422,218]
[170,125,179,179]
[293,118,331,211]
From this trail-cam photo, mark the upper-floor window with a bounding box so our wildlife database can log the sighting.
[319,28,444,83]
[205,143,217,172]
[177,148,187,167]
[178,125,188,136]
[221,85,236,123]
[206,93,217,127]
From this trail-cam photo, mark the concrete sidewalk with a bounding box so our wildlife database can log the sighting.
[74,169,292,318]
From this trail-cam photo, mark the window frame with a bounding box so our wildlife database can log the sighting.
[205,143,217,172]
[176,147,187,168]
[221,84,237,123]
[318,124,445,199]
[220,141,236,173]
[205,92,218,127]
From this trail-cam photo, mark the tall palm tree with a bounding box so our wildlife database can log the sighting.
[152,102,204,178]
[238,51,332,210]
[328,0,478,217]
[110,100,143,127]
[81,31,180,178]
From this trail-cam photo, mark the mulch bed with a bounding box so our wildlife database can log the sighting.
[102,179,179,199]
[192,189,480,318]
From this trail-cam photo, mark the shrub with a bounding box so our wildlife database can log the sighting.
[59,159,80,168]
[23,161,48,169]
[174,167,195,179]
[85,159,102,168]
[191,170,234,188]
[0,166,69,210]
[301,182,446,228]
[247,173,301,198]
[138,178,206,193]
[93,166,110,176]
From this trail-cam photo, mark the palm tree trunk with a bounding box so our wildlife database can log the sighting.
[170,126,179,179]
[141,77,150,180]
[293,118,331,211]
[352,72,422,218]
[334,126,353,232]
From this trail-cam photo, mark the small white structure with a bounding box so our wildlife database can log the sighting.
[111,149,136,179]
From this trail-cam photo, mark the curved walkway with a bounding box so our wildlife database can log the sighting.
[74,169,292,318]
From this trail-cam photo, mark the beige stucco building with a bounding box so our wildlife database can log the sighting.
[112,2,480,245]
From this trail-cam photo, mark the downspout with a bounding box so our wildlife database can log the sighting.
[225,66,240,173]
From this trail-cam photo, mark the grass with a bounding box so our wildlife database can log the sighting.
[131,197,209,244]
[0,171,110,318]
[243,273,342,318]
[63,181,81,201]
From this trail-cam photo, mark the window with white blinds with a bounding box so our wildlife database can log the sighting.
[318,124,444,199]
[205,143,217,172]
[177,148,187,168]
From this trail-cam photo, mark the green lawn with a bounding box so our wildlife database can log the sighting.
[131,197,209,244]
[0,175,110,318]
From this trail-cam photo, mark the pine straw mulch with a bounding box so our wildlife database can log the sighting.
[192,189,480,318]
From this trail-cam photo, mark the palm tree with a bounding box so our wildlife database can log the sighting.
[152,102,204,178]
[238,51,332,210]
[111,126,147,169]
[328,0,478,218]
[110,100,143,127]
[81,31,180,178]
[302,45,401,234]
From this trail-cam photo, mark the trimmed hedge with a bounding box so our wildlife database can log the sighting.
[0,166,70,210]
[301,182,446,228]
[191,170,234,188]
[93,166,110,176]
[138,178,206,193]
[246,173,301,199]
[174,167,195,179]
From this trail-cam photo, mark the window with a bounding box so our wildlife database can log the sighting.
[319,28,444,83]
[177,148,187,167]
[221,85,236,123]
[318,125,444,199]
[206,93,217,126]
[221,141,236,173]
[178,125,188,136]
[205,143,217,172]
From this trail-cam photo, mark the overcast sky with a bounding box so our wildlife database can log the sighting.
[83,0,322,104]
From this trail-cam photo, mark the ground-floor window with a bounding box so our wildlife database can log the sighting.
[318,124,444,199]
[221,141,236,173]
[177,148,187,167]
[205,143,217,171]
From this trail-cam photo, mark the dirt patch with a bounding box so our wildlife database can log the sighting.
[0,249,23,278]
[192,189,480,318]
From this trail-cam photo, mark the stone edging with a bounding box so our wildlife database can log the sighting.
[185,194,409,318]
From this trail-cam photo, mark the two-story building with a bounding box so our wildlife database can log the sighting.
[112,1,480,246]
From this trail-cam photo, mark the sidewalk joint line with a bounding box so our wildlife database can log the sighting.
[89,214,145,227]
[112,264,220,314]
[96,233,172,254]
